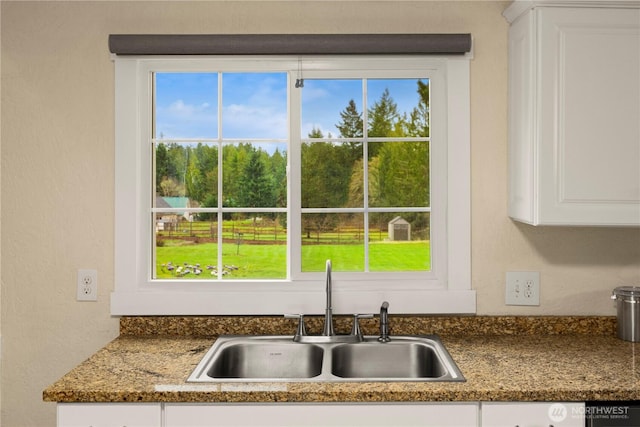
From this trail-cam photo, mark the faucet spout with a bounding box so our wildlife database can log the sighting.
[322,259,335,336]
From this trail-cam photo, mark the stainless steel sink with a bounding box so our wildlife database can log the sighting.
[331,339,449,379]
[188,335,464,383]
[205,338,323,379]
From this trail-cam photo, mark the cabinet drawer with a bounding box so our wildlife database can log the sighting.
[165,403,478,427]
[482,402,584,427]
[57,403,161,427]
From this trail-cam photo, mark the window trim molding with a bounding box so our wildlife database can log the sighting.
[111,55,474,315]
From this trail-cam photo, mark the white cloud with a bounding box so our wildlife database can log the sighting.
[157,100,217,139]
[223,103,287,139]
[167,100,212,117]
[301,86,330,102]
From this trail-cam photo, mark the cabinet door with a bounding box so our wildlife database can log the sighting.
[165,403,478,427]
[482,402,584,427]
[57,403,161,427]
[508,6,640,226]
[536,7,640,226]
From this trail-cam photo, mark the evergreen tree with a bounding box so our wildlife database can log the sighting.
[368,88,400,138]
[238,149,274,208]
[164,143,187,192]
[155,143,169,193]
[308,126,324,139]
[376,142,429,207]
[335,99,364,166]
[407,80,430,137]
[222,144,250,207]
[336,99,363,138]
[270,148,287,208]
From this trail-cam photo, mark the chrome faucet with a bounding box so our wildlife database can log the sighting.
[286,259,373,343]
[378,301,391,342]
[322,259,335,337]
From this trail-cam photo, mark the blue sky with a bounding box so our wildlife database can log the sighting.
[155,72,426,141]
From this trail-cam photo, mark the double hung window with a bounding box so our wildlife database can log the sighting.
[112,55,473,315]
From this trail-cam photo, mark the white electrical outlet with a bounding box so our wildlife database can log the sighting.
[505,271,540,306]
[77,269,98,301]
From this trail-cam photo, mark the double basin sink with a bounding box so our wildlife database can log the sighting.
[188,335,465,383]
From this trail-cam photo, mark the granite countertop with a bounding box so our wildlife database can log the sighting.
[43,316,640,403]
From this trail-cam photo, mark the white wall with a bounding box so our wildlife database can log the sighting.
[1,1,638,425]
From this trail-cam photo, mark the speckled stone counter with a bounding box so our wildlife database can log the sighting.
[43,316,640,403]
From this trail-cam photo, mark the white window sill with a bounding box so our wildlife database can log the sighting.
[110,288,476,316]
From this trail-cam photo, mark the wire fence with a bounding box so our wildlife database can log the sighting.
[156,217,429,245]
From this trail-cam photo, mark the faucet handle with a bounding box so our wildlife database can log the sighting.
[351,314,374,341]
[354,314,375,319]
[284,314,307,339]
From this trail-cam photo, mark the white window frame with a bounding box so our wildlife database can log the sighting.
[111,55,474,315]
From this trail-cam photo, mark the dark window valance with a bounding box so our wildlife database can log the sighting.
[108,34,472,56]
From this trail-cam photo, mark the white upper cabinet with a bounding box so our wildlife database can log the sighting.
[504,1,640,226]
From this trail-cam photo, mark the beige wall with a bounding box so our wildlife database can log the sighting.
[0,2,2,423]
[1,1,638,425]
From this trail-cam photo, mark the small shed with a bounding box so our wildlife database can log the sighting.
[388,216,411,241]
[155,196,195,232]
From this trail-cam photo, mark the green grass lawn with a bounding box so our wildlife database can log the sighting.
[156,240,430,279]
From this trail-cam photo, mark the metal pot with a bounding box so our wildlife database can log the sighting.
[611,286,640,342]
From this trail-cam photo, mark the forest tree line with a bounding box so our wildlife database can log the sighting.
[155,80,431,234]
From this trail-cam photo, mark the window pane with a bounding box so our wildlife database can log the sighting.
[154,73,218,139]
[222,73,287,139]
[221,213,287,279]
[152,71,433,280]
[301,141,362,209]
[301,79,363,139]
[302,213,364,272]
[367,79,430,138]
[222,143,287,208]
[369,212,430,272]
[368,141,429,207]
[154,214,218,279]
[301,77,431,274]
[154,213,287,279]
[154,142,218,206]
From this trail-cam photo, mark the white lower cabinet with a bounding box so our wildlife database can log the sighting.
[56,401,589,426]
[164,403,479,427]
[481,402,585,427]
[57,403,162,427]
